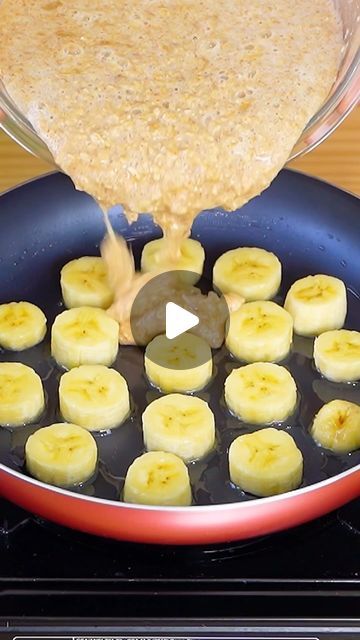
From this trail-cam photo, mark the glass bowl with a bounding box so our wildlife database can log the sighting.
[0,0,359,164]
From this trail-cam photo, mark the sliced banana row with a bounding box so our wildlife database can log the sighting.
[23,395,359,497]
[22,397,359,496]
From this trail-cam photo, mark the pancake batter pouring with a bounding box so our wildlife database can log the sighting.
[0,0,342,236]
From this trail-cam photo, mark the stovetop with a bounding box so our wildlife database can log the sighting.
[1,497,360,582]
[0,499,360,640]
[1,497,360,635]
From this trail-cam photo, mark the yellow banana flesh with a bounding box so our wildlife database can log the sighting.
[225,362,297,424]
[25,422,98,487]
[142,393,215,461]
[124,451,192,506]
[229,427,303,496]
[0,301,46,350]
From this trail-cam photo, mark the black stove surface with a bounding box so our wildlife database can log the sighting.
[0,497,360,582]
[1,497,360,634]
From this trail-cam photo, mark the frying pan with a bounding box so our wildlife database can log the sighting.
[0,168,359,545]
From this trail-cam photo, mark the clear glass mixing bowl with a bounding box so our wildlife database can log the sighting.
[0,0,359,164]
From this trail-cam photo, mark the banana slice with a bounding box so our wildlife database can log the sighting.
[226,300,293,363]
[123,450,192,506]
[26,422,98,487]
[225,362,297,424]
[311,399,360,453]
[314,329,360,383]
[0,362,45,427]
[145,333,213,393]
[145,332,212,393]
[141,238,205,283]
[213,247,281,301]
[284,274,347,337]
[59,364,130,431]
[60,256,113,309]
[143,393,215,462]
[51,306,119,369]
[0,301,46,350]
[229,427,303,497]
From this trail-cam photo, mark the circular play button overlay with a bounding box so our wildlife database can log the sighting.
[130,270,230,370]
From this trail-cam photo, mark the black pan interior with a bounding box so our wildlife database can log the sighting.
[0,169,359,505]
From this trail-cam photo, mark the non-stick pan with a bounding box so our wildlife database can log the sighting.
[0,168,359,545]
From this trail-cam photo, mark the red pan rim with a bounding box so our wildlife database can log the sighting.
[1,460,359,512]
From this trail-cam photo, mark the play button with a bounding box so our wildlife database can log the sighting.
[129,269,231,369]
[165,302,199,340]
